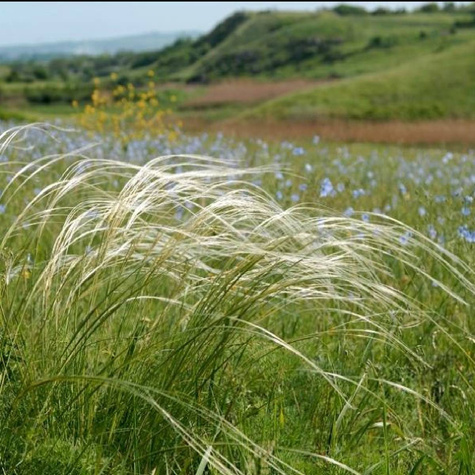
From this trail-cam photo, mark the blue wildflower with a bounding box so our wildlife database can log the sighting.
[343,207,354,217]
[352,188,366,199]
[442,152,453,164]
[458,225,475,243]
[399,231,413,245]
[320,178,334,198]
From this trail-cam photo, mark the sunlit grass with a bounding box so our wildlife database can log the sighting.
[1,125,475,473]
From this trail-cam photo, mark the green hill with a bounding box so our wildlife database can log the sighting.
[4,7,475,84]
[177,9,475,82]
[243,38,475,121]
[2,4,475,121]
[130,7,475,85]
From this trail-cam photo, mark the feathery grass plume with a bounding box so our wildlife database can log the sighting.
[0,124,474,473]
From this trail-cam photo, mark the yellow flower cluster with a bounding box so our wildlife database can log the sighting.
[75,71,181,145]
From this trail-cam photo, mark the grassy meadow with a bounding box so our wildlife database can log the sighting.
[0,122,475,474]
[1,3,475,474]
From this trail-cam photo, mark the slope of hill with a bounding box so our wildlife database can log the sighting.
[5,8,475,83]
[155,8,475,83]
[2,6,475,122]
[242,38,475,121]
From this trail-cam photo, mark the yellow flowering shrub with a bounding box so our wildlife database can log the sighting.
[74,71,181,145]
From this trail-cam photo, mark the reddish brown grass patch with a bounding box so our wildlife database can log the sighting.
[183,118,475,147]
[184,79,322,107]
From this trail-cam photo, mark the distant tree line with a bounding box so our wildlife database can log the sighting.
[332,2,475,16]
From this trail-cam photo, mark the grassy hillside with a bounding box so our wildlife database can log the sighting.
[243,38,475,121]
[179,10,475,82]
[1,5,475,122]
[4,7,475,84]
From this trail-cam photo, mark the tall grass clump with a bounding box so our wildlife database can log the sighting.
[0,125,474,474]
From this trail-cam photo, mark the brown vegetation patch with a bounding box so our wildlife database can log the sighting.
[183,118,475,147]
[184,79,321,107]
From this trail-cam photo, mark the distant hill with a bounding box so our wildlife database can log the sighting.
[2,4,475,121]
[0,31,201,61]
[132,7,475,83]
[4,7,475,82]
[243,39,475,121]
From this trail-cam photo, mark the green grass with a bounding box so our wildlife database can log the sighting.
[1,124,475,473]
[181,10,473,82]
[244,38,475,121]
[0,107,31,121]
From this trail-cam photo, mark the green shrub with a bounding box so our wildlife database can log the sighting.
[418,3,440,13]
[333,4,368,16]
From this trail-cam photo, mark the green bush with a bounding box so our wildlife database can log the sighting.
[418,3,440,13]
[333,4,368,16]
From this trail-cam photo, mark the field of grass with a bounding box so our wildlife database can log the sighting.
[1,7,474,157]
[244,38,475,121]
[1,122,475,474]
[183,79,319,107]
[9,78,475,148]
[183,117,475,147]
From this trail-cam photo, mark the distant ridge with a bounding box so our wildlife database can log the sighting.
[0,30,201,61]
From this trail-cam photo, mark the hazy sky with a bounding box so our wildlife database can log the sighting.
[0,2,470,46]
